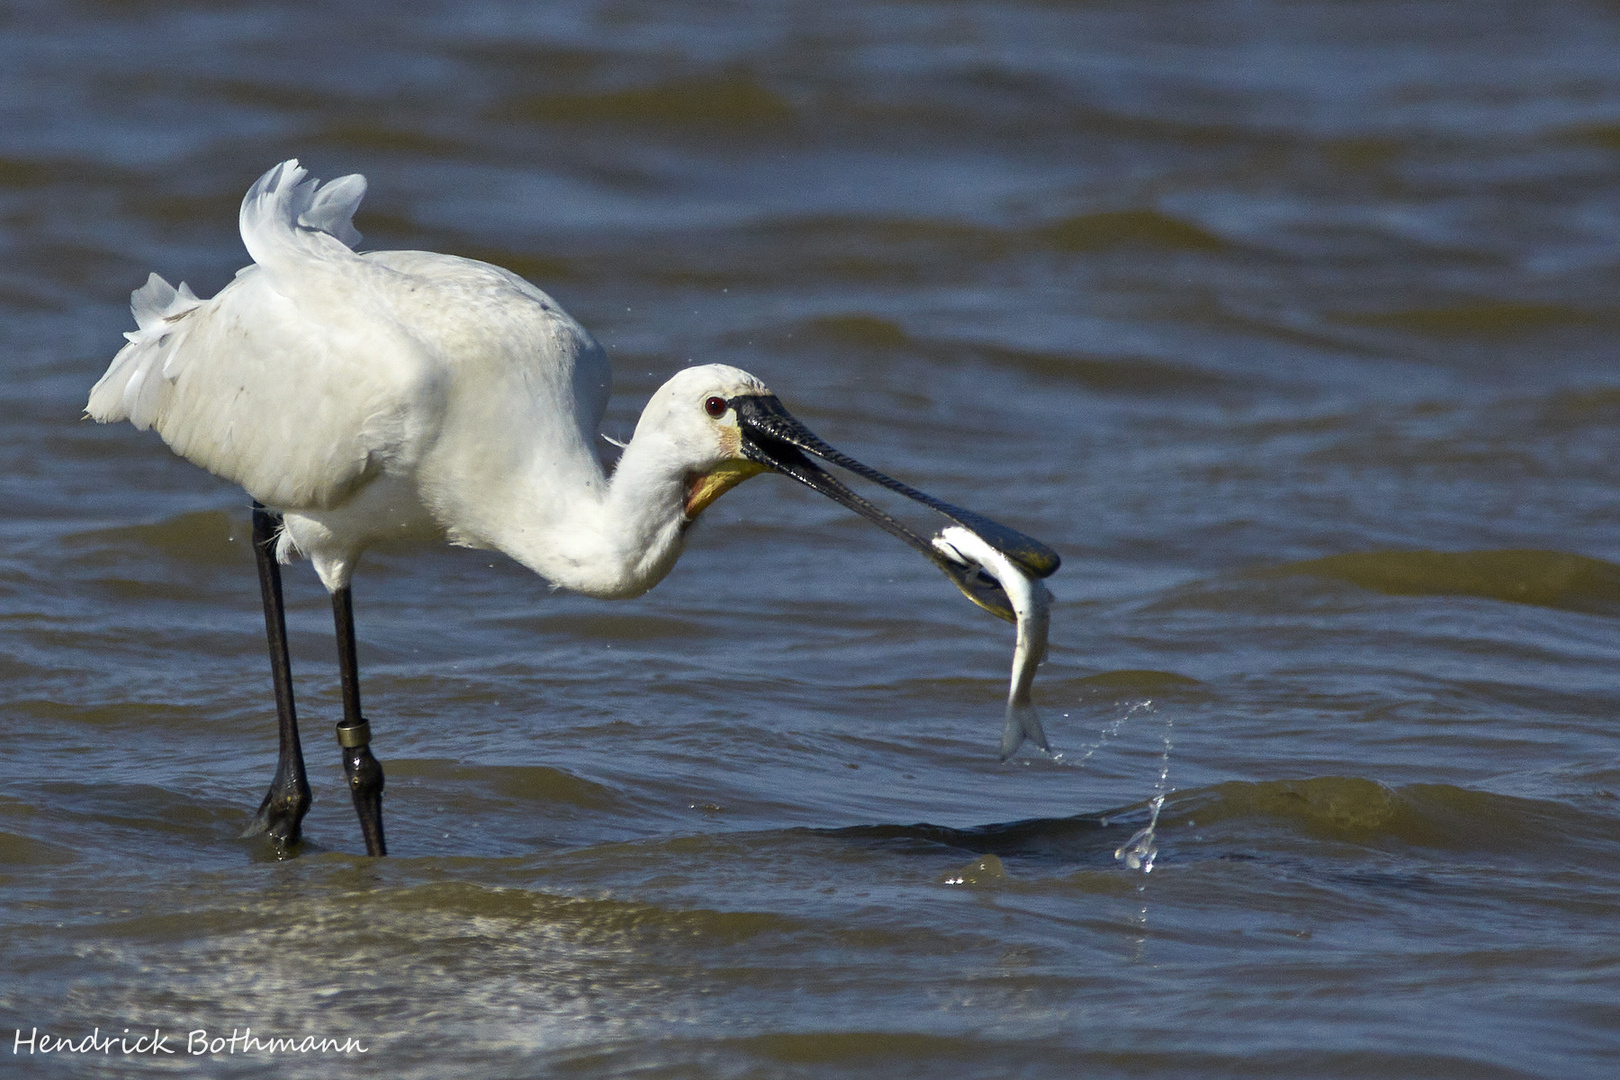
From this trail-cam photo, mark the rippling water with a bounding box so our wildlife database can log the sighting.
[4,1,1620,1076]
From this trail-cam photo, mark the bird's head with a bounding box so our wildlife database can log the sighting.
[637,365,775,521]
[645,363,1060,621]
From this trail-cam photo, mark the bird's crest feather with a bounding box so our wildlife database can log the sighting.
[239,159,367,274]
[86,273,203,427]
[90,161,372,430]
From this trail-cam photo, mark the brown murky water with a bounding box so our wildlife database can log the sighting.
[4,2,1620,1076]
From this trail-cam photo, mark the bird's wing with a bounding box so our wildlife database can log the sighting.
[87,162,440,510]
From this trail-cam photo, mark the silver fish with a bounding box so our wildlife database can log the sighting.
[932,525,1053,759]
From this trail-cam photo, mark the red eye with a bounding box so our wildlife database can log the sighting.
[704,396,727,418]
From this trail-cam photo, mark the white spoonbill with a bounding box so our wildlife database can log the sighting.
[87,160,1060,856]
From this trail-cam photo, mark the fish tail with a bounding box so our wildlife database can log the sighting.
[999,701,1051,760]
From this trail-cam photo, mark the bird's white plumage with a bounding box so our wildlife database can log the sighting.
[89,160,767,598]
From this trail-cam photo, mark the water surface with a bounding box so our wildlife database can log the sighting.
[3,1,1620,1077]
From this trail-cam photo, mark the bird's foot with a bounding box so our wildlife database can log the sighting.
[242,762,312,847]
[338,717,387,856]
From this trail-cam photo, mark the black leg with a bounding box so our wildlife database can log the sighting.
[244,503,312,847]
[332,586,387,856]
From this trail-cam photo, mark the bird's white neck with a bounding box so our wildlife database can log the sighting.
[487,429,693,600]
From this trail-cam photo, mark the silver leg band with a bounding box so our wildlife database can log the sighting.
[336,719,371,749]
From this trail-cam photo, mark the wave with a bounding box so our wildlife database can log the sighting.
[817,776,1620,866]
[1170,777,1545,849]
[1073,669,1206,693]
[387,759,619,812]
[1333,301,1612,338]
[62,508,249,569]
[1273,548,1620,613]
[790,312,1231,395]
[1034,208,1225,253]
[0,829,73,867]
[492,70,795,130]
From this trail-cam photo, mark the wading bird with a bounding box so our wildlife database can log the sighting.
[88,160,1059,856]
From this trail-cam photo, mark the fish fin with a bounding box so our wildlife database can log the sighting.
[999,702,1050,761]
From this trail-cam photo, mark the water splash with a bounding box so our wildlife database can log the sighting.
[1053,698,1154,769]
[1114,708,1174,875]
[1114,794,1164,872]
[1052,696,1176,875]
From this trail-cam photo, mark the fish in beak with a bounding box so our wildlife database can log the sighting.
[729,393,1060,623]
[934,526,1052,759]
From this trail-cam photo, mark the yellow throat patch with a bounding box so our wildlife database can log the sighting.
[684,459,768,519]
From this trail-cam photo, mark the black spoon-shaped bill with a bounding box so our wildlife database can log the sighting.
[730,393,1060,622]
